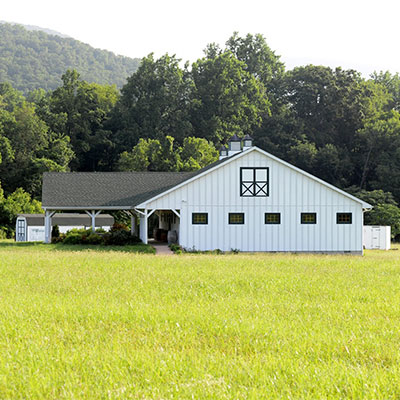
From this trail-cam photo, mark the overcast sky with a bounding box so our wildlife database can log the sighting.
[2,0,399,77]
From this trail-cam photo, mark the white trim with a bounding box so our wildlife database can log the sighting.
[148,209,156,217]
[134,208,146,216]
[85,210,102,232]
[171,209,180,218]
[136,147,372,209]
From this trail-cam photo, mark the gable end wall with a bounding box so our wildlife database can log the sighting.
[144,150,363,252]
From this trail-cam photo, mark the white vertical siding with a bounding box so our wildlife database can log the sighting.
[144,150,364,252]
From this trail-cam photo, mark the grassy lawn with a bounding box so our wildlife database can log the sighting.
[0,244,399,398]
[0,239,155,254]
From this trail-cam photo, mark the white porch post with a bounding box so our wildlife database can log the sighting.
[85,210,102,232]
[139,209,148,244]
[44,210,56,243]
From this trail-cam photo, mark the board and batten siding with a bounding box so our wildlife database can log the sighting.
[144,150,364,252]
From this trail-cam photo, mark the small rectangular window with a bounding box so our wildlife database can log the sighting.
[301,213,317,224]
[337,213,352,224]
[229,213,245,225]
[192,213,208,225]
[265,213,281,224]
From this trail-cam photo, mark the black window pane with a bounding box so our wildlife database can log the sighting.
[301,213,317,224]
[192,213,208,225]
[337,213,352,224]
[265,213,281,224]
[229,213,245,224]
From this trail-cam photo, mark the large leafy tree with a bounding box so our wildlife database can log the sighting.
[190,51,270,143]
[117,136,218,172]
[281,66,367,150]
[113,54,193,154]
[0,185,43,238]
[117,136,181,172]
[47,70,118,171]
[0,85,72,197]
[371,71,400,111]
[225,32,285,92]
[0,83,73,197]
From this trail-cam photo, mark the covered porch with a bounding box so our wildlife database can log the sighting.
[43,207,181,245]
[43,207,140,244]
[41,171,191,245]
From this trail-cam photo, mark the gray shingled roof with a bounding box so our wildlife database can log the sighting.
[42,171,197,208]
[18,213,114,226]
[42,154,238,209]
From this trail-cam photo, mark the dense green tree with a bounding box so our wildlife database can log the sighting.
[0,186,43,238]
[371,71,400,111]
[47,70,118,170]
[0,83,73,197]
[117,136,218,172]
[287,141,317,172]
[117,136,181,172]
[180,137,219,171]
[225,32,284,88]
[114,54,193,153]
[190,51,270,143]
[282,66,366,149]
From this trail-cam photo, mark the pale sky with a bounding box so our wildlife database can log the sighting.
[2,0,399,77]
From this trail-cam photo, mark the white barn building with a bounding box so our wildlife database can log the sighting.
[42,137,371,253]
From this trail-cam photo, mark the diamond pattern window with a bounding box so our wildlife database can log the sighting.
[240,167,269,197]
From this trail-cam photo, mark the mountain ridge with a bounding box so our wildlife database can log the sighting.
[0,20,71,38]
[0,22,140,93]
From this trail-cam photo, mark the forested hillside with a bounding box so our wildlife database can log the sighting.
[0,23,140,92]
[0,32,400,238]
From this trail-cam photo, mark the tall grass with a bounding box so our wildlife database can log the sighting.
[0,243,399,398]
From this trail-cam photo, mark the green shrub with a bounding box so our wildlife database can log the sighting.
[59,226,141,246]
[85,233,103,245]
[104,230,141,246]
[63,232,84,245]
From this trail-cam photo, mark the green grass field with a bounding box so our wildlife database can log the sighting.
[0,241,399,399]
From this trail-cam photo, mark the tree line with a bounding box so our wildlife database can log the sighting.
[1,32,400,238]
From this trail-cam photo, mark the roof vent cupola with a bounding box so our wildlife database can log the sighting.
[243,134,253,150]
[219,145,228,160]
[228,134,242,157]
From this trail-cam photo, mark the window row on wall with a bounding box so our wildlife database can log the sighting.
[192,212,353,225]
